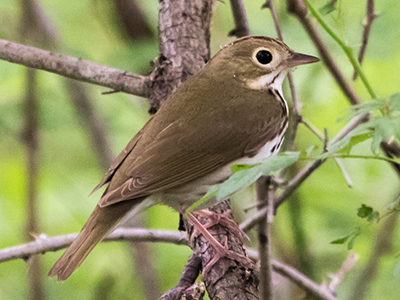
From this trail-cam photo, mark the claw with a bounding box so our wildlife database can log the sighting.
[187,212,252,278]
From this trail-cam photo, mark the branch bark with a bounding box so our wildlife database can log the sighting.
[353,0,377,80]
[0,39,150,97]
[228,0,250,37]
[0,228,187,263]
[256,177,273,300]
[286,0,361,105]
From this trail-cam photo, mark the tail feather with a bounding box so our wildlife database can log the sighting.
[49,199,139,281]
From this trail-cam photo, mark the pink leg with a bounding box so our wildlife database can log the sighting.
[187,212,252,277]
[195,209,249,240]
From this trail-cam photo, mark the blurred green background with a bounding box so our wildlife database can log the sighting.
[1,0,400,299]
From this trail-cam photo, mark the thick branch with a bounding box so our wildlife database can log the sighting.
[0,39,150,97]
[148,0,212,111]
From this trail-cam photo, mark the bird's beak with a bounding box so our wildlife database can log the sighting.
[286,52,320,68]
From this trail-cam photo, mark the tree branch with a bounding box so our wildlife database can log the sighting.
[245,248,338,300]
[240,113,370,232]
[228,0,250,37]
[286,0,361,105]
[0,228,187,263]
[157,255,204,300]
[0,39,150,97]
[350,210,399,300]
[256,177,273,300]
[353,0,377,80]
[272,260,338,300]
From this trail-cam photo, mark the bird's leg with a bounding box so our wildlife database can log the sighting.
[187,212,252,277]
[194,209,249,240]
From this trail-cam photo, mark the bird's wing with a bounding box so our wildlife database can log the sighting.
[97,116,251,207]
[98,114,283,208]
[90,117,154,195]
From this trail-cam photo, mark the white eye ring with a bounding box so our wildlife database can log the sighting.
[252,47,273,67]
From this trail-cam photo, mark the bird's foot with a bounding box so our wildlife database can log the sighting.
[194,209,249,240]
[187,212,252,277]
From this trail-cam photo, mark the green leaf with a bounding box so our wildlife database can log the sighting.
[327,122,372,154]
[357,204,379,222]
[394,259,400,279]
[347,232,361,250]
[337,132,374,155]
[185,184,220,213]
[330,236,349,245]
[390,93,400,112]
[216,152,300,201]
[187,152,300,212]
[357,204,373,218]
[330,227,361,250]
[319,1,336,15]
[231,163,260,172]
[368,211,380,222]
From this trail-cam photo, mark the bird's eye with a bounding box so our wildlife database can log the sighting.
[256,50,273,65]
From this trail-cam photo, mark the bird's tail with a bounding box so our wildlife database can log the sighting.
[48,199,139,281]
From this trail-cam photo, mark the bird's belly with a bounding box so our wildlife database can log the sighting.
[157,132,285,212]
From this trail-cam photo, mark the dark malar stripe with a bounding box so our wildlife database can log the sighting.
[266,87,289,154]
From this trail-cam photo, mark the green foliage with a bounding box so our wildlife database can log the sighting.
[393,259,400,279]
[187,152,300,212]
[357,204,380,222]
[319,1,337,15]
[1,1,400,299]
[326,94,400,156]
[330,227,361,250]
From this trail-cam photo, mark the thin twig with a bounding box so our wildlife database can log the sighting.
[0,228,187,263]
[262,0,300,153]
[228,0,250,37]
[350,208,399,300]
[256,177,273,300]
[353,0,377,80]
[240,113,370,232]
[272,260,338,300]
[333,158,353,187]
[157,255,204,300]
[325,251,358,294]
[286,0,361,105]
[301,117,325,141]
[246,248,338,300]
[262,0,282,39]
[302,0,377,99]
[0,39,150,97]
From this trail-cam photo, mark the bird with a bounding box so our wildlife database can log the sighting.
[49,36,319,281]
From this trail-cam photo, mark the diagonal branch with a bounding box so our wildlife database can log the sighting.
[0,39,150,97]
[240,113,370,232]
[245,248,338,300]
[353,0,377,80]
[286,0,361,105]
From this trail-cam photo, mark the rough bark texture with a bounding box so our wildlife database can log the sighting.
[188,201,259,300]
[148,0,212,112]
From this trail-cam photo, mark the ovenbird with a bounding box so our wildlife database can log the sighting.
[49,36,319,280]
